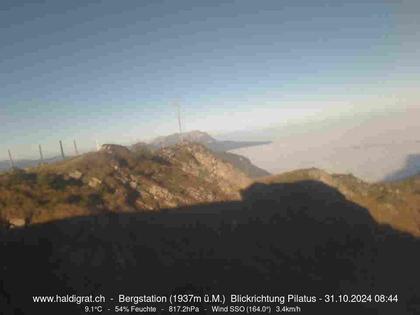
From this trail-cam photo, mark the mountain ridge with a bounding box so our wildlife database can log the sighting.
[0,142,251,227]
[149,130,272,152]
[1,144,419,237]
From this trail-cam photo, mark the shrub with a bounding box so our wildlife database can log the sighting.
[37,173,56,187]
[7,169,37,186]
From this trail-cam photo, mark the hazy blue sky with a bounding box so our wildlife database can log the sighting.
[0,0,419,159]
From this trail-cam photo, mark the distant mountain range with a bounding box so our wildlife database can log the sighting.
[151,130,216,147]
[0,156,62,172]
[149,130,271,152]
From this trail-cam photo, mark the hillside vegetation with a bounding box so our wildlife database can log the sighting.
[260,168,420,236]
[0,143,250,227]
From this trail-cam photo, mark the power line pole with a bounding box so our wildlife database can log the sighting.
[73,140,79,156]
[39,144,44,164]
[8,149,15,169]
[59,140,65,160]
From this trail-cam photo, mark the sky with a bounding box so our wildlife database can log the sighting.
[0,0,419,159]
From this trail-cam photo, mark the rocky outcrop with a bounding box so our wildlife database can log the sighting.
[8,217,26,228]
[100,144,131,155]
[68,170,83,180]
[159,143,252,198]
[88,177,102,189]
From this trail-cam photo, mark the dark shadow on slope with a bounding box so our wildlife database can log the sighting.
[383,154,420,182]
[206,140,271,152]
[1,181,419,314]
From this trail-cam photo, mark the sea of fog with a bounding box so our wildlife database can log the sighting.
[230,108,420,182]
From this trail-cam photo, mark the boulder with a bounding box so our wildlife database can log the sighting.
[8,218,25,228]
[68,170,83,180]
[88,177,102,189]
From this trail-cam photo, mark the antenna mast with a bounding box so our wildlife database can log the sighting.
[8,149,15,169]
[173,101,183,142]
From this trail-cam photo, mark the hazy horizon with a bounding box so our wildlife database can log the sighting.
[232,107,420,182]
